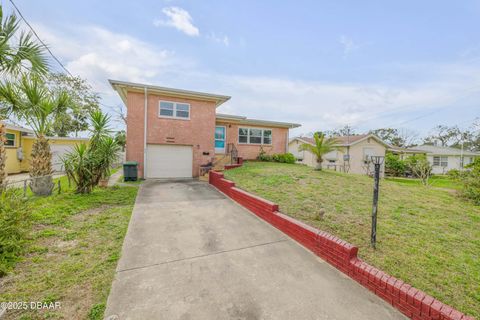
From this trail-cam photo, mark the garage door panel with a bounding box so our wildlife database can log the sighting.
[146,145,193,178]
[51,144,74,172]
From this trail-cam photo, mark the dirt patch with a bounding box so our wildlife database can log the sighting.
[55,239,78,249]
[71,204,113,222]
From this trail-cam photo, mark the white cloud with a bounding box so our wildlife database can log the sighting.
[339,35,359,57]
[31,23,480,136]
[207,32,229,46]
[154,7,199,37]
[32,23,186,95]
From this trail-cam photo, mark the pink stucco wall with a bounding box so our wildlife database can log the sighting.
[216,121,289,159]
[126,90,217,178]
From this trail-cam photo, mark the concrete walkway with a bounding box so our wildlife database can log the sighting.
[108,169,123,187]
[104,180,406,320]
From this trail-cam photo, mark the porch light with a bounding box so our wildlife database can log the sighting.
[370,155,384,249]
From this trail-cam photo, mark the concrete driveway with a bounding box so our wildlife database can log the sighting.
[105,179,406,320]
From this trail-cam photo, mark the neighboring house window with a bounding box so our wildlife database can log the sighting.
[433,156,448,167]
[238,128,272,145]
[5,133,15,146]
[159,101,190,119]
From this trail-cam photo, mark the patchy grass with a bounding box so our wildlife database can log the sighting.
[386,175,462,190]
[224,162,480,318]
[0,185,138,320]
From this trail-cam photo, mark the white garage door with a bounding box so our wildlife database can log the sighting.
[146,144,193,178]
[51,144,74,172]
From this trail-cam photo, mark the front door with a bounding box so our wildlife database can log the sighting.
[215,126,226,154]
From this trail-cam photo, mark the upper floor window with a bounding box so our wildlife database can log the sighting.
[159,101,190,119]
[5,133,15,146]
[433,156,448,167]
[238,128,272,145]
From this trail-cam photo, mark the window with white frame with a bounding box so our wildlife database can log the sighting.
[5,133,15,146]
[238,128,272,145]
[433,156,448,167]
[159,101,190,119]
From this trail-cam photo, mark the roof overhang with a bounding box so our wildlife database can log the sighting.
[5,123,34,134]
[109,79,231,107]
[23,136,89,141]
[216,113,301,129]
[290,134,390,147]
[388,147,426,154]
[341,134,390,148]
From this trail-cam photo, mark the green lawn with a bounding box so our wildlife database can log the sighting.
[0,184,138,320]
[386,175,462,190]
[224,162,480,318]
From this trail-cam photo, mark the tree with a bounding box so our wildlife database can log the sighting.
[424,122,480,152]
[423,125,461,147]
[370,128,404,147]
[0,5,48,191]
[298,132,337,170]
[115,130,126,151]
[45,73,100,137]
[0,75,69,195]
[369,128,418,147]
[406,155,432,185]
[325,125,356,137]
[63,111,120,193]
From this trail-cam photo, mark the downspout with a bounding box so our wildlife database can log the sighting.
[286,129,289,153]
[143,86,148,178]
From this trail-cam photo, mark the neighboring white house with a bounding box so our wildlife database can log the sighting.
[407,144,480,174]
[288,134,388,175]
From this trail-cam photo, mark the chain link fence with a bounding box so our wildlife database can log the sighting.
[4,174,65,197]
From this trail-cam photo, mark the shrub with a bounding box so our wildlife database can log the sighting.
[256,150,295,164]
[62,112,120,194]
[446,169,461,180]
[461,158,480,204]
[408,155,432,185]
[0,190,30,276]
[277,153,296,164]
[257,147,272,161]
[271,153,295,164]
[385,153,406,177]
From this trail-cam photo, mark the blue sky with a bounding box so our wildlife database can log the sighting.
[5,0,480,137]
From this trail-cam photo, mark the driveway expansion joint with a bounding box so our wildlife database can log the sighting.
[116,238,288,274]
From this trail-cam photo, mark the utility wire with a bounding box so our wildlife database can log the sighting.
[382,85,480,129]
[9,0,74,77]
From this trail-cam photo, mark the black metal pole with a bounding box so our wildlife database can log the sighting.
[371,163,380,249]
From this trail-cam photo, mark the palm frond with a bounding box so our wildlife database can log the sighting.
[298,132,338,164]
[0,6,48,76]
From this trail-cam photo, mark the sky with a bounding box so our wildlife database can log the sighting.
[4,0,480,138]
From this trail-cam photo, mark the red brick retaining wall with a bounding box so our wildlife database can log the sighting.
[209,171,474,320]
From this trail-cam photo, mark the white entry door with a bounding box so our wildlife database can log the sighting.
[215,126,226,154]
[146,144,193,178]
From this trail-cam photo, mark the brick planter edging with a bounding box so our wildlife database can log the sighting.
[209,171,474,320]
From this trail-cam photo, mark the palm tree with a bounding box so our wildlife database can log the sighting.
[62,111,120,193]
[89,110,112,148]
[298,132,337,170]
[0,5,48,190]
[0,75,69,195]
